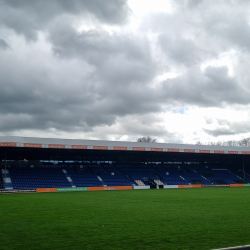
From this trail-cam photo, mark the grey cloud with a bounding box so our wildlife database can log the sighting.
[203,128,236,137]
[158,34,208,67]
[160,66,249,106]
[0,51,98,132]
[185,0,206,8]
[0,0,130,40]
[233,53,250,90]
[229,121,250,135]
[141,13,216,68]
[3,0,130,23]
[48,23,159,114]
[203,13,250,51]
[112,114,177,138]
[50,24,153,70]
[0,43,248,135]
[205,118,213,125]
[0,39,9,49]
[204,118,250,137]
[2,0,250,142]
[143,0,250,71]
[0,28,159,134]
[184,0,250,51]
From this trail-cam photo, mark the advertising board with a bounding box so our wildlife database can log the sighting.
[133,186,150,190]
[88,186,132,191]
[164,185,178,189]
[36,188,57,192]
[178,185,202,188]
[0,189,36,193]
[57,187,88,192]
[202,184,230,188]
[230,184,244,187]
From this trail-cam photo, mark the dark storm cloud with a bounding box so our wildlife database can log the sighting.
[0,0,130,40]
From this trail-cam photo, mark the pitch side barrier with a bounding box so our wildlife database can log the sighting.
[1,184,249,194]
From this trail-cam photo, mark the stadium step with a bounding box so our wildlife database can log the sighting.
[97,176,106,186]
[200,175,212,184]
[62,169,76,187]
[180,175,189,183]
[229,169,246,182]
[1,169,13,189]
[0,169,5,189]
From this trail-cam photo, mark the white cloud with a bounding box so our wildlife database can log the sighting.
[128,0,172,16]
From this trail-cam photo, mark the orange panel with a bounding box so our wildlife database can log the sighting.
[199,150,210,153]
[230,184,244,187]
[132,147,146,151]
[93,146,108,150]
[113,146,128,150]
[167,148,180,152]
[71,145,88,149]
[150,148,163,151]
[88,187,105,191]
[48,144,66,149]
[228,151,238,154]
[0,142,17,147]
[116,186,132,190]
[24,143,42,148]
[36,188,57,192]
[242,151,250,154]
[184,149,195,153]
[214,150,225,154]
[178,185,202,188]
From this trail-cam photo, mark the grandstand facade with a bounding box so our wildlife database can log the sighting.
[1,136,250,192]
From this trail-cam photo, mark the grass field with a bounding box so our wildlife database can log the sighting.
[1,188,250,250]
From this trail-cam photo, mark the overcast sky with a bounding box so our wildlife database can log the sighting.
[1,0,250,144]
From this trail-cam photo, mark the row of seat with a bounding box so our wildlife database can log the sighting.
[1,165,249,189]
[62,164,245,186]
[0,173,4,189]
[9,167,71,189]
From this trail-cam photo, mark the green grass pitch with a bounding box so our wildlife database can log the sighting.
[1,188,250,250]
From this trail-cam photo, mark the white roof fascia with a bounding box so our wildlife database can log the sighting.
[0,136,249,154]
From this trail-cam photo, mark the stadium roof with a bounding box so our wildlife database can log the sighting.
[0,136,250,155]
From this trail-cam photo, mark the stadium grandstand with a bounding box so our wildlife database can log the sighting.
[1,136,250,191]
